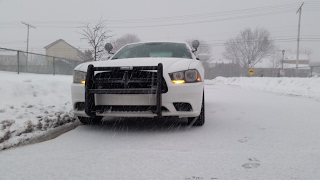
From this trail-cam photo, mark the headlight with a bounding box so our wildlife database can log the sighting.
[172,71,184,80]
[185,70,198,82]
[73,71,86,84]
[169,70,201,84]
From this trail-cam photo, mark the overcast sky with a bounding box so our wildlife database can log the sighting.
[0,0,319,61]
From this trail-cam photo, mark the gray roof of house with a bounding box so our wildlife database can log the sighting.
[285,53,309,60]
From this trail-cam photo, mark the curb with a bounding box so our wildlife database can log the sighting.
[0,122,80,151]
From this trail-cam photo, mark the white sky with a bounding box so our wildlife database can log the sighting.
[0,0,319,61]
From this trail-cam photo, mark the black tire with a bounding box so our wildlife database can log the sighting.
[188,92,205,126]
[78,116,103,125]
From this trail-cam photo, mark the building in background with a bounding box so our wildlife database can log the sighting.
[283,53,309,66]
[44,39,84,61]
[254,53,310,77]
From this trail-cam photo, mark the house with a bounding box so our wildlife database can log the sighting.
[44,39,84,61]
[282,53,310,77]
[284,53,309,65]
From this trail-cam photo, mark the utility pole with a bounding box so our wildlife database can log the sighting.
[281,49,285,77]
[295,2,304,77]
[22,22,36,67]
[22,22,36,53]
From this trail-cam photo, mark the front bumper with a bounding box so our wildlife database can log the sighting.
[71,64,203,118]
[72,82,203,118]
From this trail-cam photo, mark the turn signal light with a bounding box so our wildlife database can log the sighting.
[172,80,185,84]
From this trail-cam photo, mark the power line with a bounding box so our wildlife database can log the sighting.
[0,3,318,29]
[104,11,300,29]
[0,3,305,28]
[101,3,301,24]
[0,3,301,26]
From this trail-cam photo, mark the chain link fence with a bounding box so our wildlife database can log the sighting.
[0,47,82,75]
[203,62,316,79]
[310,65,320,76]
[1,47,318,78]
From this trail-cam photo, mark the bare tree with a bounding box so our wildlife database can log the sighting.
[82,50,93,62]
[299,48,315,65]
[223,27,275,67]
[268,48,289,69]
[112,34,141,52]
[297,48,313,58]
[268,50,282,68]
[80,18,112,61]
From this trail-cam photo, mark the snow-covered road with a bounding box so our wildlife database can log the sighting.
[1,83,319,180]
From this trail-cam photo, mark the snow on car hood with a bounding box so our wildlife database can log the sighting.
[75,58,195,73]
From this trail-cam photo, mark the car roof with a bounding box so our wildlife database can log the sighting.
[126,41,189,46]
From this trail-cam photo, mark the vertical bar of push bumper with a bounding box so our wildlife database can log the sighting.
[85,64,96,117]
[156,63,163,117]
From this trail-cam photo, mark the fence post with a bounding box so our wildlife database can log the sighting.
[17,51,20,74]
[53,57,55,75]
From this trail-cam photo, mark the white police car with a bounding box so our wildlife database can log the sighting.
[71,41,209,126]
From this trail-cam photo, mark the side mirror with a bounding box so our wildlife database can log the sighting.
[104,43,113,54]
[192,40,200,52]
[197,53,210,61]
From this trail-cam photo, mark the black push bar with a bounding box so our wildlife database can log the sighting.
[84,63,163,118]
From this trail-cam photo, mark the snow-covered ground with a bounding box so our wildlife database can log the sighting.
[0,71,77,150]
[1,74,319,180]
[1,72,320,151]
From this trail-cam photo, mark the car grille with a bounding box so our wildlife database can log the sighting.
[94,70,168,93]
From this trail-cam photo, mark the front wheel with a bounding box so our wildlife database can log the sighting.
[188,92,205,126]
[78,116,103,125]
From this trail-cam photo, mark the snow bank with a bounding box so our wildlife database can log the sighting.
[0,71,78,150]
[208,76,320,101]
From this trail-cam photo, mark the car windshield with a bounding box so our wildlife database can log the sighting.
[112,42,192,60]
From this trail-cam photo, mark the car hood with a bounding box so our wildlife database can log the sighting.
[75,58,195,73]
